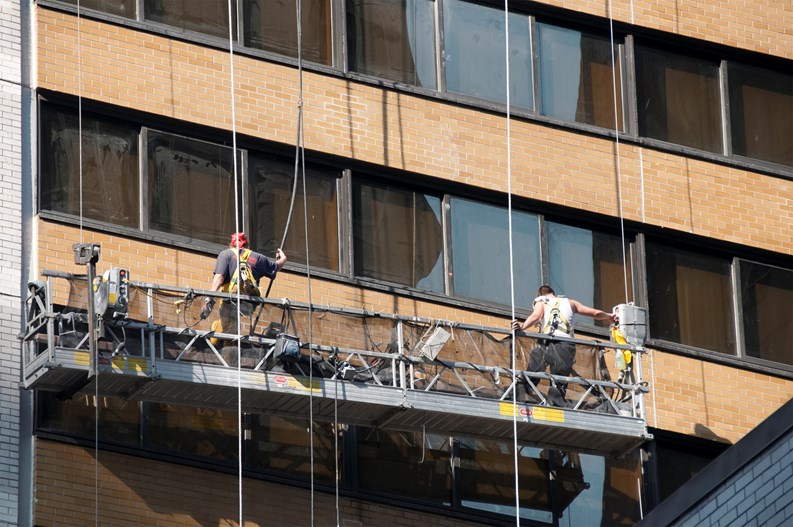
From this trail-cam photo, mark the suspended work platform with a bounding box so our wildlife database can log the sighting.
[21,269,652,458]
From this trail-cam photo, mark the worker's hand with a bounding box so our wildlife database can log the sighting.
[274,248,287,270]
[200,297,215,320]
[512,319,522,332]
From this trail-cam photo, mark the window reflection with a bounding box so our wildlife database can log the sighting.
[243,0,332,65]
[646,242,736,354]
[547,222,632,327]
[728,63,793,167]
[144,0,236,39]
[635,46,722,153]
[347,0,437,88]
[36,392,141,446]
[249,154,340,271]
[60,0,136,17]
[40,104,140,228]
[147,130,240,245]
[358,428,452,502]
[538,24,624,130]
[353,181,444,291]
[442,0,533,108]
[248,415,339,482]
[739,260,793,366]
[147,403,238,461]
[450,198,540,307]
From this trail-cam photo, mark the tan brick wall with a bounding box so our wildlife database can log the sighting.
[33,3,793,450]
[643,350,793,444]
[540,0,793,60]
[36,9,793,258]
[36,220,793,444]
[34,439,485,527]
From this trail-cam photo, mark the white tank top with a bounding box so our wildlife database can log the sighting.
[536,295,574,337]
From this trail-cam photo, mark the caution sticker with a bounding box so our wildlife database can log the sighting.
[531,406,565,423]
[271,373,322,393]
[499,402,531,420]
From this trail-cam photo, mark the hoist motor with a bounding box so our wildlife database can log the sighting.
[94,268,130,319]
[612,303,647,347]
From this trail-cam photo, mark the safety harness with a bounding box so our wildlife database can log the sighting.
[542,297,572,336]
[222,248,260,296]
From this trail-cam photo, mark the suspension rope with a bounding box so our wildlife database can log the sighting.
[607,1,630,305]
[223,2,244,524]
[502,1,521,525]
[282,0,323,524]
[609,3,646,521]
[73,3,100,525]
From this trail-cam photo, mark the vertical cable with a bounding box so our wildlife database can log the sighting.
[74,3,98,525]
[608,0,630,304]
[503,2,521,525]
[288,0,320,524]
[224,1,243,524]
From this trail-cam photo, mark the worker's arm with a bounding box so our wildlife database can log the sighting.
[569,299,616,323]
[512,300,544,332]
[210,272,225,292]
[274,248,287,271]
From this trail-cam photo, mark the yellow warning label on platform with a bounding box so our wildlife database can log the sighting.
[111,357,148,373]
[499,402,530,419]
[531,407,565,423]
[75,351,90,366]
[270,373,321,393]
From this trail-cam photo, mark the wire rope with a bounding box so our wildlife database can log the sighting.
[73,3,101,525]
[608,1,630,305]
[608,3,647,521]
[502,1,521,525]
[223,2,244,524]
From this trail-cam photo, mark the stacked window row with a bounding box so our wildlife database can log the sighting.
[37,393,643,526]
[57,0,793,169]
[39,102,793,368]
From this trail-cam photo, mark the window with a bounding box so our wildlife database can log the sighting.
[739,260,793,366]
[144,0,236,38]
[36,392,141,446]
[147,402,239,461]
[537,23,624,130]
[456,439,641,526]
[646,242,735,354]
[59,0,136,18]
[40,104,140,228]
[146,130,241,245]
[728,63,793,167]
[546,222,632,327]
[449,198,540,307]
[635,46,722,153]
[442,0,533,108]
[249,153,340,271]
[346,0,437,88]
[247,415,339,481]
[358,428,452,502]
[243,0,332,65]
[353,181,444,291]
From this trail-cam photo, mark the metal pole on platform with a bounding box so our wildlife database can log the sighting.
[73,243,101,378]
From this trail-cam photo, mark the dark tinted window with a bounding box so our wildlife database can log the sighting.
[538,24,624,130]
[728,63,793,167]
[40,104,140,228]
[635,46,722,153]
[146,130,240,244]
[347,0,437,88]
[353,181,444,291]
[740,260,793,366]
[249,154,340,271]
[243,0,332,65]
[646,242,735,353]
[443,0,533,108]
